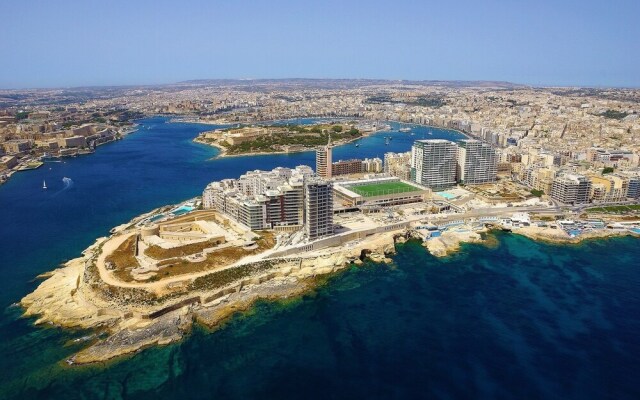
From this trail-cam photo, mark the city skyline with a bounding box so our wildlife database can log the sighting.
[1,0,639,89]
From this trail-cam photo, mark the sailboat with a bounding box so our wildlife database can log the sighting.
[43,180,47,190]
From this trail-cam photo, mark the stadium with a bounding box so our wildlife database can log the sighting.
[333,177,431,208]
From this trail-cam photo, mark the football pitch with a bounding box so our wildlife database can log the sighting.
[348,181,420,197]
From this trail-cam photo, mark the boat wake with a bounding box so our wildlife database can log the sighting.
[52,177,74,196]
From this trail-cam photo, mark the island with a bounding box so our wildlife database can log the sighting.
[193,122,366,157]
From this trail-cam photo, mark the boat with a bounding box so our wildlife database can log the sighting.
[385,137,390,145]
[42,180,47,190]
[399,127,411,132]
[428,130,433,135]
[355,143,360,147]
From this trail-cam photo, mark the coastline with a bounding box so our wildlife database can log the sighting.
[194,126,373,159]
[19,203,639,365]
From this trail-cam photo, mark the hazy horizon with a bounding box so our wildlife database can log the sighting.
[2,77,640,92]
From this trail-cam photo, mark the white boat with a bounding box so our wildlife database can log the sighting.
[399,127,411,132]
[43,180,47,190]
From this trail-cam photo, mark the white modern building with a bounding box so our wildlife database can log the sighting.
[411,139,458,190]
[457,139,497,184]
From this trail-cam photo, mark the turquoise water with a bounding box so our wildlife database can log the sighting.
[172,205,195,215]
[437,192,457,200]
[1,118,639,399]
[632,228,640,234]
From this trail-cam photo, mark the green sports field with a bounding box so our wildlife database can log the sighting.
[348,181,421,197]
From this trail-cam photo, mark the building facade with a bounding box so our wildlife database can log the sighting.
[316,137,333,178]
[304,178,334,239]
[550,174,591,205]
[456,139,497,184]
[411,139,457,190]
[332,159,363,176]
[384,151,411,180]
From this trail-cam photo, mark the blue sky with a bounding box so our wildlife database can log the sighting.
[1,0,639,88]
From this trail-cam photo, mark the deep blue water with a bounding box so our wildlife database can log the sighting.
[1,118,639,399]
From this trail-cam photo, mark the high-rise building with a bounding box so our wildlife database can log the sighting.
[550,174,591,205]
[457,139,497,184]
[627,175,640,199]
[411,139,457,190]
[304,178,334,239]
[316,135,332,178]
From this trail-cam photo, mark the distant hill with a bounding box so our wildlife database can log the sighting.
[175,78,527,89]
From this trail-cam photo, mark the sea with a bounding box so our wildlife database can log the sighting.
[0,117,639,399]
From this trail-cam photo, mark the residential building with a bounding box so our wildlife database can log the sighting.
[456,139,497,184]
[332,159,363,176]
[550,174,591,205]
[316,136,332,178]
[384,151,411,180]
[304,177,333,239]
[411,139,457,190]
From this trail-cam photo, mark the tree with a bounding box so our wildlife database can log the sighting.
[530,189,544,197]
[602,167,614,174]
[331,125,343,133]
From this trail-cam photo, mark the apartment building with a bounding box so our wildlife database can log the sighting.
[456,139,497,185]
[304,178,334,239]
[411,139,457,190]
[550,174,591,205]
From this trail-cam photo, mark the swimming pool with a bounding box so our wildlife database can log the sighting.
[438,192,456,200]
[172,205,195,215]
[631,228,640,234]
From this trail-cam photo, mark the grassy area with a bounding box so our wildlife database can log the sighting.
[150,231,276,280]
[349,181,420,197]
[145,238,224,260]
[105,235,140,281]
[586,204,640,213]
[222,124,361,155]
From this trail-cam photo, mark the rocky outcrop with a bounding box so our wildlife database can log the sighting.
[21,230,401,365]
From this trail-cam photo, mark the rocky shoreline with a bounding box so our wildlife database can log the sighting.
[19,215,638,366]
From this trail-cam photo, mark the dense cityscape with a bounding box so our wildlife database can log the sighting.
[2,0,640,396]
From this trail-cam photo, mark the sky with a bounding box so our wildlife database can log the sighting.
[1,0,639,89]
